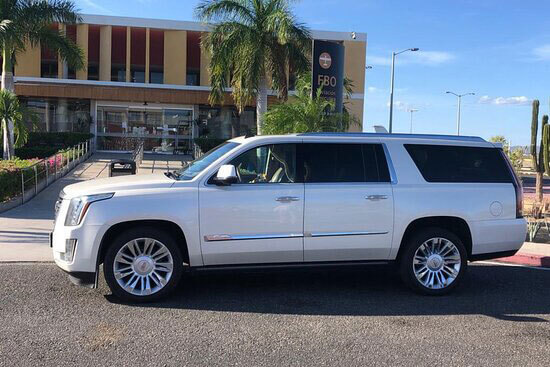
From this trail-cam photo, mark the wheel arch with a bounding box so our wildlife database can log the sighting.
[396,216,473,261]
[96,219,190,269]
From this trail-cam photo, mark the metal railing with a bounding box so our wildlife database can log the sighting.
[18,139,93,204]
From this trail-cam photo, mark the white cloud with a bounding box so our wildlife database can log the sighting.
[478,95,532,106]
[368,51,454,67]
[386,100,408,111]
[367,86,378,93]
[79,0,113,14]
[533,44,550,60]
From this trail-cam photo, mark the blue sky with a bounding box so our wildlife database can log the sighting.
[75,0,550,145]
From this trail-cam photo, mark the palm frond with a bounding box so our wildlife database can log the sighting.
[195,0,254,24]
[29,25,84,70]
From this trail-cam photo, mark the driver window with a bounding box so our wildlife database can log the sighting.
[229,144,297,184]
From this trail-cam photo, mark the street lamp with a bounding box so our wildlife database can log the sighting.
[446,91,475,135]
[388,47,419,133]
[408,108,419,133]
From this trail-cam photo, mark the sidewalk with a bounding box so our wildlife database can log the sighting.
[0,153,189,262]
[494,242,550,268]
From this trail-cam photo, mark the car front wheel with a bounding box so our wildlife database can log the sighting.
[399,227,467,295]
[104,227,183,302]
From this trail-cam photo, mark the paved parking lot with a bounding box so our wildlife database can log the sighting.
[1,262,549,366]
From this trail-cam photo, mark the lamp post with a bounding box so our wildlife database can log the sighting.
[388,47,419,133]
[408,108,419,133]
[446,91,475,135]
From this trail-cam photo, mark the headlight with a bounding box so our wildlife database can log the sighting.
[65,193,114,226]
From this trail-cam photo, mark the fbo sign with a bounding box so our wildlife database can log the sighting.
[312,40,345,113]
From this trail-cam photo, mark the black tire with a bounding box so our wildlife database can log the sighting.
[104,227,183,303]
[399,227,467,296]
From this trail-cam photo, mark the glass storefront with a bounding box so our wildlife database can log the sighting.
[20,97,91,133]
[97,105,194,153]
[198,105,255,139]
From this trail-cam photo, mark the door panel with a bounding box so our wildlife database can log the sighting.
[199,143,304,266]
[304,183,394,261]
[199,184,304,265]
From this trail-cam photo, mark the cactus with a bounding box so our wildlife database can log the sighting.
[531,100,540,168]
[530,100,549,202]
[544,116,550,175]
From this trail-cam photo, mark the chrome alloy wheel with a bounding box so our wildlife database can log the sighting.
[413,237,461,289]
[113,238,174,296]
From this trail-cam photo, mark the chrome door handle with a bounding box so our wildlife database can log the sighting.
[276,196,300,202]
[366,195,388,201]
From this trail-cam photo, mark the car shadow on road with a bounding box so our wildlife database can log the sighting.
[105,264,550,321]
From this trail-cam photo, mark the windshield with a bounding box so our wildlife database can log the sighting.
[176,142,239,180]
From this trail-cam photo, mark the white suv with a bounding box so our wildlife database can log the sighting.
[52,133,527,302]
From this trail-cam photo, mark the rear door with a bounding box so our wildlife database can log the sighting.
[301,142,394,261]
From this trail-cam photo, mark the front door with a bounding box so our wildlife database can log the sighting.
[301,143,394,261]
[199,143,304,265]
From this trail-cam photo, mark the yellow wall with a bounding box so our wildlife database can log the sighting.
[343,40,366,94]
[200,32,210,86]
[145,28,150,83]
[99,25,112,81]
[163,30,187,85]
[76,24,89,80]
[346,99,364,132]
[15,42,41,77]
[125,27,131,82]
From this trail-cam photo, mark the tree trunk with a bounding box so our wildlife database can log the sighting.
[1,48,15,159]
[2,120,9,160]
[536,171,544,203]
[256,78,268,135]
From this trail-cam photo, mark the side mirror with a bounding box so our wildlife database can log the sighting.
[213,164,238,186]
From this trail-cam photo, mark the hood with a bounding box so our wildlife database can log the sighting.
[61,173,174,199]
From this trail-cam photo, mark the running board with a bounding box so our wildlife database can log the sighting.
[190,260,392,273]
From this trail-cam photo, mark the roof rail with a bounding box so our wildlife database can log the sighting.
[297,132,486,142]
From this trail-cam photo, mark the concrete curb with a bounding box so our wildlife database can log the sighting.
[494,252,550,268]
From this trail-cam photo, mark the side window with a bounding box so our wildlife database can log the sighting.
[229,144,297,184]
[404,144,513,183]
[301,143,390,183]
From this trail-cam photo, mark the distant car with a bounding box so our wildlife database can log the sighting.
[52,133,527,302]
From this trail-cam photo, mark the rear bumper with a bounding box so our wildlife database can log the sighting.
[470,218,527,256]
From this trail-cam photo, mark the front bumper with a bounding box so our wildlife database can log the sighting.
[60,268,97,288]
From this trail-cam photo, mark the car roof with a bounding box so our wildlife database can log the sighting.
[229,132,491,146]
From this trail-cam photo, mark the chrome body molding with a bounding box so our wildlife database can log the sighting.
[204,233,304,242]
[305,231,389,238]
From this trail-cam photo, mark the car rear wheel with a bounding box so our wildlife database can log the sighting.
[399,227,467,295]
[104,227,183,302]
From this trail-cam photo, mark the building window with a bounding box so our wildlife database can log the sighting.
[187,31,201,86]
[111,26,127,82]
[41,25,58,78]
[186,70,200,86]
[149,29,164,84]
[131,28,146,83]
[88,25,100,80]
[19,97,91,133]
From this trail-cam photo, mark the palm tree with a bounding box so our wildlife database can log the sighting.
[262,73,359,134]
[0,89,36,154]
[0,0,84,159]
[195,0,311,135]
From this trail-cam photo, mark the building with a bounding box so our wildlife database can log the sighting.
[14,14,367,153]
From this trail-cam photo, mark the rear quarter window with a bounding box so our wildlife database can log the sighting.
[404,144,513,183]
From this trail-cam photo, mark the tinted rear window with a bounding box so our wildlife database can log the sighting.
[300,143,391,183]
[404,144,513,183]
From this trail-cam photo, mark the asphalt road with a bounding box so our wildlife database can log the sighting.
[1,263,549,366]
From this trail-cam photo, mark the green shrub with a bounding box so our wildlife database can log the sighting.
[3,132,93,159]
[0,158,39,202]
[194,138,227,153]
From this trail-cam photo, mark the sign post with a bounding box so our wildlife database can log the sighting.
[312,40,345,113]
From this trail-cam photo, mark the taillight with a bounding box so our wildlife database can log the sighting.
[500,149,523,218]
